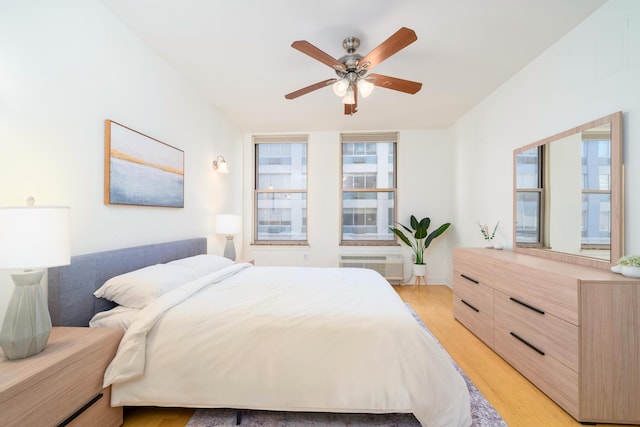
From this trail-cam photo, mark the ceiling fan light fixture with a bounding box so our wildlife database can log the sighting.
[357,79,374,98]
[332,78,349,97]
[342,86,355,104]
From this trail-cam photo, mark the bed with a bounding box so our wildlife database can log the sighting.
[48,238,472,427]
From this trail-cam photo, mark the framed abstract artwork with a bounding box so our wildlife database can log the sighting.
[104,120,184,208]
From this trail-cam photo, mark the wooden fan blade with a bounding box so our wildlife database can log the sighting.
[359,27,417,70]
[368,73,422,94]
[291,40,344,70]
[285,78,336,100]
[344,85,358,115]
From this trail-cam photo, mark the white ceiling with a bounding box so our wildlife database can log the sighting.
[99,0,607,133]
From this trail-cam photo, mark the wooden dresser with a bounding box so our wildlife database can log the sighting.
[0,327,123,427]
[453,247,640,424]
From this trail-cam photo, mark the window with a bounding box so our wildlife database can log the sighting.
[515,147,543,245]
[341,133,397,244]
[581,137,611,247]
[254,135,307,243]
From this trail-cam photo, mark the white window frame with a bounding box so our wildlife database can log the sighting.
[340,132,398,246]
[253,135,308,245]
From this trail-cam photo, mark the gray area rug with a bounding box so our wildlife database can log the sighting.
[186,306,507,426]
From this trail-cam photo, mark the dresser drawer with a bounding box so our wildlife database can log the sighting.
[453,296,494,348]
[1,341,113,426]
[453,248,505,285]
[494,290,578,371]
[490,263,579,325]
[453,271,493,316]
[494,320,579,418]
[68,387,122,427]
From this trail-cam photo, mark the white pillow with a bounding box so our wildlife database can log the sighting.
[94,263,198,308]
[89,306,141,330]
[167,254,234,276]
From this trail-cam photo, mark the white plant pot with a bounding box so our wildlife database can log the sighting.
[620,266,640,278]
[413,264,427,277]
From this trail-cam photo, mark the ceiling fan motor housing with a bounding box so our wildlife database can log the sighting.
[336,37,366,79]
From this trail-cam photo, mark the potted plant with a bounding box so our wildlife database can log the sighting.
[616,255,640,278]
[478,220,500,248]
[389,215,451,281]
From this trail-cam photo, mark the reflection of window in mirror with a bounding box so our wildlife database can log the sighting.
[513,111,621,270]
[515,147,543,245]
[581,124,611,251]
[515,123,613,256]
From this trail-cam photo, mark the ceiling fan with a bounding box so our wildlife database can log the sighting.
[285,27,422,116]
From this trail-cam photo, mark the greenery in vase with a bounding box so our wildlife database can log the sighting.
[389,215,451,265]
[618,255,640,267]
[478,220,499,241]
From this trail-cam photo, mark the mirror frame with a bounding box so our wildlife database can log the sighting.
[513,111,623,270]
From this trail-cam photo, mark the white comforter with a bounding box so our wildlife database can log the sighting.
[103,264,472,427]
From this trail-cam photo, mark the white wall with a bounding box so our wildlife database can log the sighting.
[241,129,455,285]
[547,134,582,255]
[453,0,640,261]
[0,0,242,326]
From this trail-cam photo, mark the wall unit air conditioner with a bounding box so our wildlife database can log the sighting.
[339,254,404,284]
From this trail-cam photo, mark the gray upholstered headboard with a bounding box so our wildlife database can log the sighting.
[48,238,207,327]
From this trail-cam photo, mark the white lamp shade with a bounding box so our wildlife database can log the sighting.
[0,207,71,269]
[357,79,374,98]
[332,79,349,97]
[217,159,229,173]
[216,214,242,235]
[342,87,355,105]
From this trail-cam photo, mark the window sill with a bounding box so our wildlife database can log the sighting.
[251,242,310,247]
[339,241,400,247]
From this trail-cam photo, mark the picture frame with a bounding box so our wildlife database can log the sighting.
[104,120,184,208]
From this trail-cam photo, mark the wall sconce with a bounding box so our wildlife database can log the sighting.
[212,155,229,173]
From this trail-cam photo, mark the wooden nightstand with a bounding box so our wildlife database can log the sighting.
[0,327,124,427]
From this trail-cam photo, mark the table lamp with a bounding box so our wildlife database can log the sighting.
[0,204,70,360]
[216,214,241,261]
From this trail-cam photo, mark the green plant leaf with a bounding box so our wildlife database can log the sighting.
[419,217,431,230]
[398,223,413,235]
[389,227,413,248]
[414,226,428,240]
[410,215,419,230]
[424,223,451,248]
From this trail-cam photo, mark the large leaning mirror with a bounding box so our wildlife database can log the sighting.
[513,111,623,270]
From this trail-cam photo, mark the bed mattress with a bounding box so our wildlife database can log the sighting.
[101,264,472,427]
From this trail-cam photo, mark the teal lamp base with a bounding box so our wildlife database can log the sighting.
[223,235,236,261]
[0,270,52,360]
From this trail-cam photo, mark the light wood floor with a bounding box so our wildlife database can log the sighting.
[122,285,631,427]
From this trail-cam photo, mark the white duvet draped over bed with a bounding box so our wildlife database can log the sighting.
[103,264,472,427]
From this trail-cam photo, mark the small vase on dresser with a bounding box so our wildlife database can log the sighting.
[621,265,640,278]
